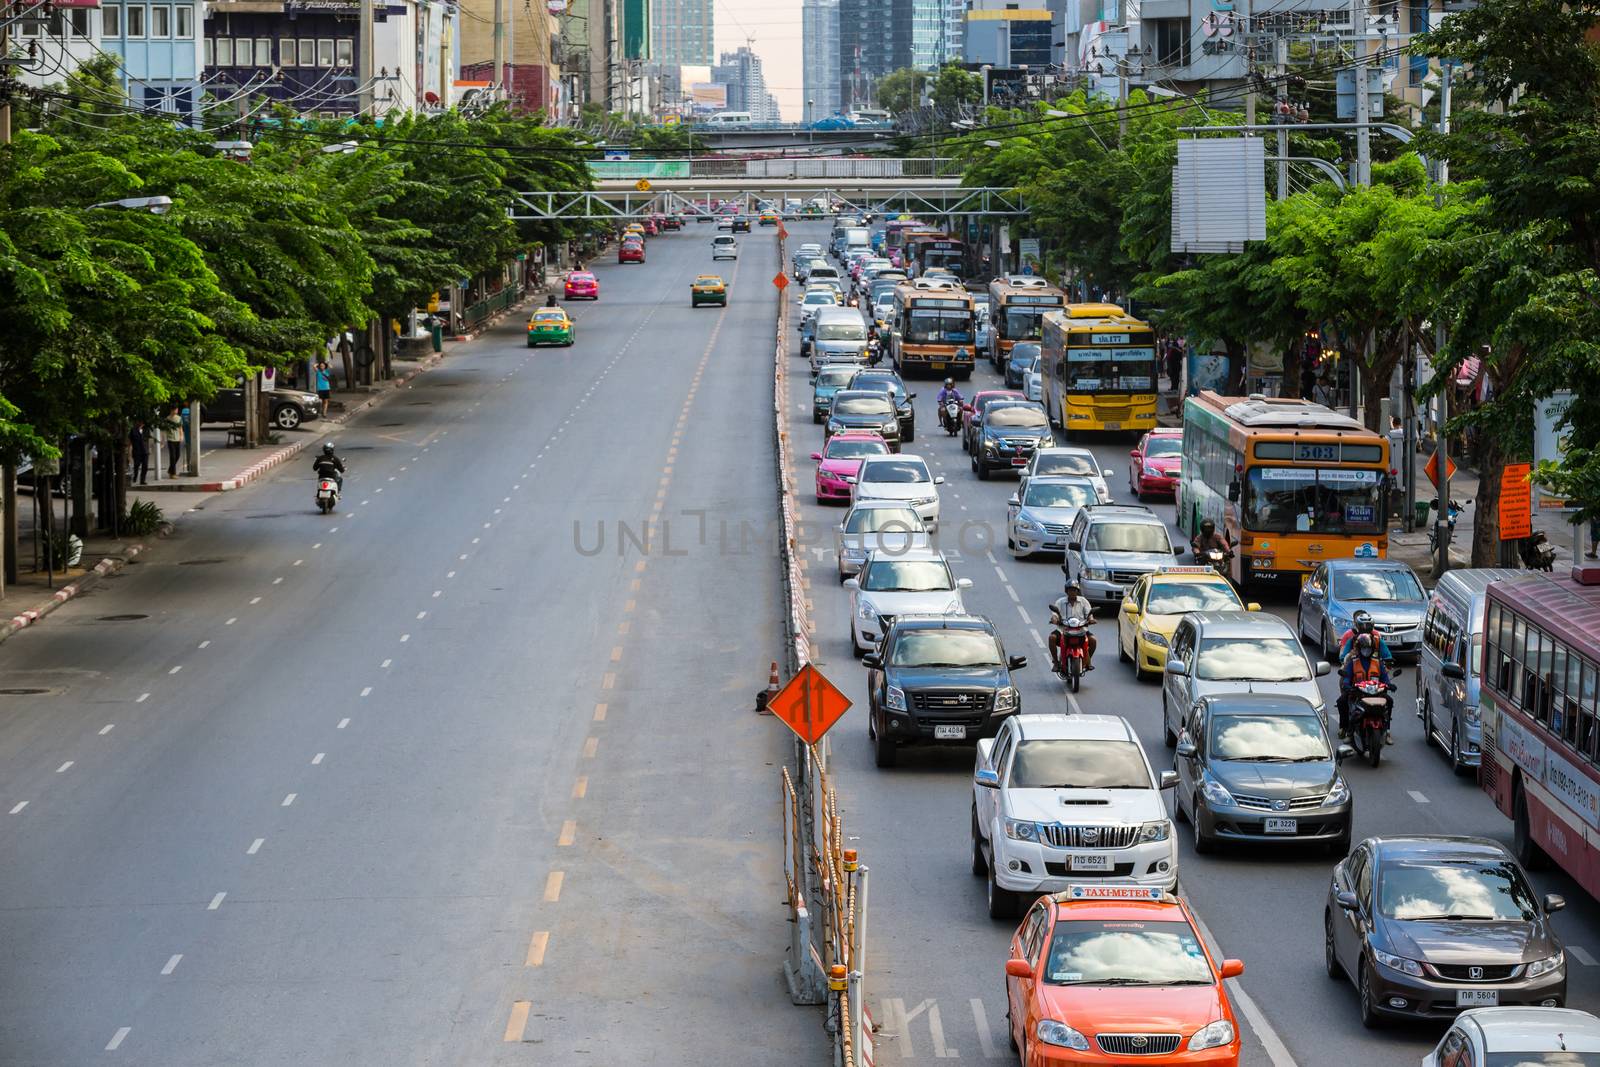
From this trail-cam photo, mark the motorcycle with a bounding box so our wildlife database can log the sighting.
[942,399,961,436]
[1346,677,1395,767]
[1428,496,1470,556]
[315,474,341,514]
[1519,529,1557,572]
[1198,546,1233,579]
[1048,607,1090,694]
[866,339,882,366]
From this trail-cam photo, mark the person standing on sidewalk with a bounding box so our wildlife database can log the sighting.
[129,420,150,485]
[314,361,332,406]
[162,405,183,478]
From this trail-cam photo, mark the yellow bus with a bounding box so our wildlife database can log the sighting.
[1178,391,1391,588]
[888,279,977,379]
[1038,304,1159,434]
[985,276,1066,368]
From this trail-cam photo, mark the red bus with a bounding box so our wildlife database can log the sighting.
[1480,568,1600,891]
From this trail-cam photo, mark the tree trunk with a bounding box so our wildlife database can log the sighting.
[1224,340,1247,396]
[1,461,13,588]
[1281,341,1301,399]
[1471,433,1504,568]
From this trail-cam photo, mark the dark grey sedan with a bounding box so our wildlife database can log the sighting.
[1173,693,1353,856]
[1326,836,1568,1027]
[825,390,902,450]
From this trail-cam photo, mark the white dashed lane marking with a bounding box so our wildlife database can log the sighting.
[1407,790,1429,804]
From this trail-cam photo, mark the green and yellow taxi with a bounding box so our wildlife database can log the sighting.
[526,307,574,347]
[1116,567,1257,680]
[690,274,728,307]
[759,210,779,226]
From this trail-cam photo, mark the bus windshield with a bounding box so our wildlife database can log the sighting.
[904,309,974,345]
[1064,349,1156,392]
[1000,307,1051,341]
[1244,468,1384,535]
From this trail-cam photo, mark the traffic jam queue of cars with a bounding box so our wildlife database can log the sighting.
[794,215,1596,1066]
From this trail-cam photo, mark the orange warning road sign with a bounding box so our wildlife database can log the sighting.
[1424,451,1457,490]
[768,663,851,744]
[773,272,790,291]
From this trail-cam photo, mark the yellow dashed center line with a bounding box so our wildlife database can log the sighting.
[504,1001,531,1042]
[526,932,549,967]
[573,776,588,798]
[557,820,577,847]
[593,702,608,721]
[543,872,564,902]
[583,737,598,758]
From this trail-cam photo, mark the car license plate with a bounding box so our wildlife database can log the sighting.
[930,363,946,371]
[933,724,966,740]
[1456,989,1498,1008]
[1263,817,1298,834]
[1012,457,1027,466]
[1103,422,1121,431]
[1070,854,1113,871]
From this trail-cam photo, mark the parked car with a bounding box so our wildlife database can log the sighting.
[204,386,323,431]
[1173,693,1353,855]
[863,614,1027,766]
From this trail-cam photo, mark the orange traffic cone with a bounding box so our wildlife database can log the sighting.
[755,661,780,713]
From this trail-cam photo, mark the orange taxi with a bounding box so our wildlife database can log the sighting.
[1004,885,1243,1065]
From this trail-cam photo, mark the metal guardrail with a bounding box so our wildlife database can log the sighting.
[459,286,522,332]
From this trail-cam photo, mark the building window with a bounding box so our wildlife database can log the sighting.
[203,36,213,64]
[234,37,253,65]
[215,36,233,65]
[317,37,334,66]
[279,37,296,66]
[256,38,271,65]
[176,4,194,38]
[125,5,145,37]
[1151,18,1189,68]
[150,5,170,37]
[45,9,92,36]
[103,5,121,35]
[297,38,315,67]
[336,37,353,66]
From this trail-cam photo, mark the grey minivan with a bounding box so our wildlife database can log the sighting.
[809,307,871,372]
[1418,568,1519,774]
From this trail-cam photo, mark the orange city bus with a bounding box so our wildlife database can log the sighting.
[1479,569,1600,895]
[986,276,1066,367]
[1177,392,1390,588]
[888,278,977,379]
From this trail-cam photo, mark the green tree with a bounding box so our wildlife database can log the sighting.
[876,68,930,115]
[930,65,982,110]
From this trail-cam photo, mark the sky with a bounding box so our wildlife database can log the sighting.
[713,0,805,119]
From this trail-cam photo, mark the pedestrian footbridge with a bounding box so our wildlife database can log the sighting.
[508,179,1025,221]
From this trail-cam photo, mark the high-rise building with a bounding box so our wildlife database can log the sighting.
[651,0,713,66]
[802,0,841,121]
[910,0,943,70]
[940,0,964,65]
[459,0,560,114]
[712,46,781,120]
[838,0,912,109]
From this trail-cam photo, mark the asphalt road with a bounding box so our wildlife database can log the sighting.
[779,220,1600,1067]
[0,222,823,1064]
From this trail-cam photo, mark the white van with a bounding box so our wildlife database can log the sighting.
[1419,567,1519,774]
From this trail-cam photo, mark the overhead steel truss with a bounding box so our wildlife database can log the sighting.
[507,185,1026,220]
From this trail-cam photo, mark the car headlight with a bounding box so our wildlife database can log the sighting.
[1036,1020,1089,1051]
[994,687,1018,714]
[1189,1020,1236,1052]
[883,421,899,434]
[827,421,842,433]
[1330,617,1351,638]
[911,496,936,507]
[1016,516,1043,533]
[1372,948,1425,978]
[1082,567,1108,581]
[1003,817,1039,841]
[1140,630,1170,648]
[1145,465,1161,477]
[983,439,997,454]
[885,685,906,711]
[1139,819,1171,842]
[1326,776,1351,805]
[1527,952,1565,979]
[1201,779,1235,807]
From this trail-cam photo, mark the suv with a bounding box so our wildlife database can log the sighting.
[711,235,738,260]
[1160,611,1332,748]
[972,713,1177,917]
[204,386,323,431]
[970,401,1050,480]
[731,216,751,233]
[1062,504,1179,604]
[862,615,1027,767]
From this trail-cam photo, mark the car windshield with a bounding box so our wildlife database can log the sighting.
[987,406,1049,429]
[826,438,888,460]
[903,309,974,345]
[1034,453,1097,477]
[817,322,867,341]
[844,508,923,533]
[804,293,835,305]
[862,559,953,592]
[1245,467,1385,535]
[861,460,929,484]
[1210,714,1328,761]
[889,630,1003,667]
[1195,637,1311,682]
[1332,569,1424,603]
[1144,436,1181,458]
[1086,523,1171,554]
[1144,582,1240,615]
[532,312,564,322]
[570,273,594,282]
[816,369,856,389]
[1008,342,1042,366]
[1024,482,1098,509]
[1010,739,1152,789]
[1379,860,1539,921]
[833,397,893,416]
[1044,920,1212,986]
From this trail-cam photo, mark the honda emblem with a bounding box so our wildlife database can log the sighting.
[1469,966,1483,980]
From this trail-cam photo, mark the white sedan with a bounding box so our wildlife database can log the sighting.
[835,504,930,580]
[1425,1008,1600,1067]
[852,454,944,529]
[843,549,971,655]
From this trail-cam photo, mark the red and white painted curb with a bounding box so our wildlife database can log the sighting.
[2,543,148,641]
[771,235,814,669]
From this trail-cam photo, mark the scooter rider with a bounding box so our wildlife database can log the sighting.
[1338,632,1394,742]
[1049,580,1097,674]
[1191,517,1234,559]
[312,442,346,491]
[1337,609,1393,663]
[936,378,963,432]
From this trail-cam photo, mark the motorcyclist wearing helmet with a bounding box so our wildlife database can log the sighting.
[1049,580,1098,673]
[935,378,964,432]
[1190,517,1234,558]
[312,442,346,491]
[1337,609,1393,662]
[1338,631,1394,741]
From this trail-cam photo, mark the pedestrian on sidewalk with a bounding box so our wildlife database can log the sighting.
[314,361,332,405]
[162,406,183,478]
[1164,340,1183,393]
[129,420,150,485]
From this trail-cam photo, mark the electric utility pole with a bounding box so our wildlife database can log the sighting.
[1352,0,1370,187]
[1433,60,1455,575]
